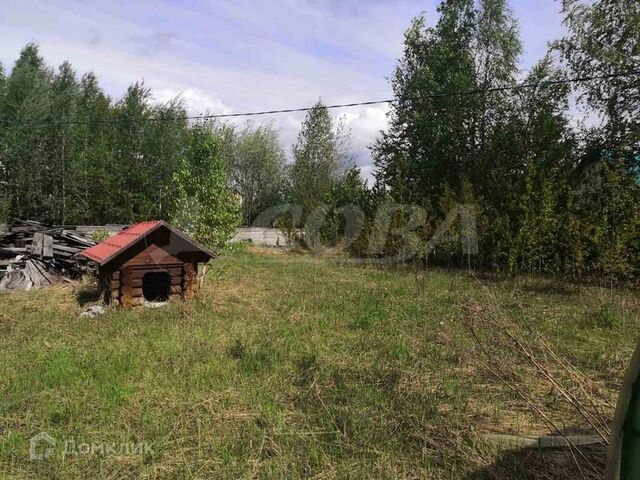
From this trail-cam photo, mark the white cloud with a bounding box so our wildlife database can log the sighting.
[152,88,233,116]
[341,104,390,152]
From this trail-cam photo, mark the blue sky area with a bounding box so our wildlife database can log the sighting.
[0,0,566,183]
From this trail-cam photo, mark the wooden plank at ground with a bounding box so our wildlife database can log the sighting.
[31,232,44,257]
[0,247,27,255]
[52,244,83,254]
[42,234,53,258]
[483,433,604,450]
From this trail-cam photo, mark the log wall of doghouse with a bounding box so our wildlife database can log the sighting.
[96,226,209,306]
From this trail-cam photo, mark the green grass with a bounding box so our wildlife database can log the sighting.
[0,247,638,479]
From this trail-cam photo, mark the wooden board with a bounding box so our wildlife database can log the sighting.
[31,232,43,257]
[183,263,198,299]
[42,234,53,258]
[116,276,181,289]
[122,265,183,281]
[483,433,603,450]
[122,243,182,268]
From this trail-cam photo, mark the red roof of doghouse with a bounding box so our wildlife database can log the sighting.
[77,220,213,266]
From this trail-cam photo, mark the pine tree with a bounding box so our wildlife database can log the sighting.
[48,61,79,223]
[1,43,52,221]
[0,62,8,221]
[111,82,153,222]
[72,72,112,224]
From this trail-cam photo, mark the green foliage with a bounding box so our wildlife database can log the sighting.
[2,2,640,283]
[284,101,375,250]
[556,0,640,151]
[222,122,286,225]
[171,123,241,249]
[0,43,241,243]
[1,43,53,222]
[369,0,640,281]
[317,167,370,247]
[90,228,110,243]
[290,100,351,216]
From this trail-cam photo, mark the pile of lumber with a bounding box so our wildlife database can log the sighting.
[0,220,96,287]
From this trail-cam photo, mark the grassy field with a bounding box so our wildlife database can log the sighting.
[1,246,638,479]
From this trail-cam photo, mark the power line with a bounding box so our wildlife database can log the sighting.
[0,70,637,126]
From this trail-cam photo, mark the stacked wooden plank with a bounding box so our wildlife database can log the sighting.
[0,220,96,282]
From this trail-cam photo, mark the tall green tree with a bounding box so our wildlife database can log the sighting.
[373,0,521,208]
[290,100,350,215]
[490,56,575,272]
[224,122,286,225]
[70,72,112,224]
[48,61,79,224]
[110,82,155,222]
[555,0,640,280]
[373,5,476,204]
[556,0,640,154]
[0,61,8,221]
[172,123,240,249]
[372,0,521,267]
[0,43,52,221]
[141,100,189,220]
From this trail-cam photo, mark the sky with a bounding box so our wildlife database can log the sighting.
[0,0,566,183]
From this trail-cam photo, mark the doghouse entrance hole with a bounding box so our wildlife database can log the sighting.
[142,271,170,301]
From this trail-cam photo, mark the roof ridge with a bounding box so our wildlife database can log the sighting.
[77,220,165,265]
[76,220,213,266]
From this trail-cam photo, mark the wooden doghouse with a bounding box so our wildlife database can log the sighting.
[77,221,213,305]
